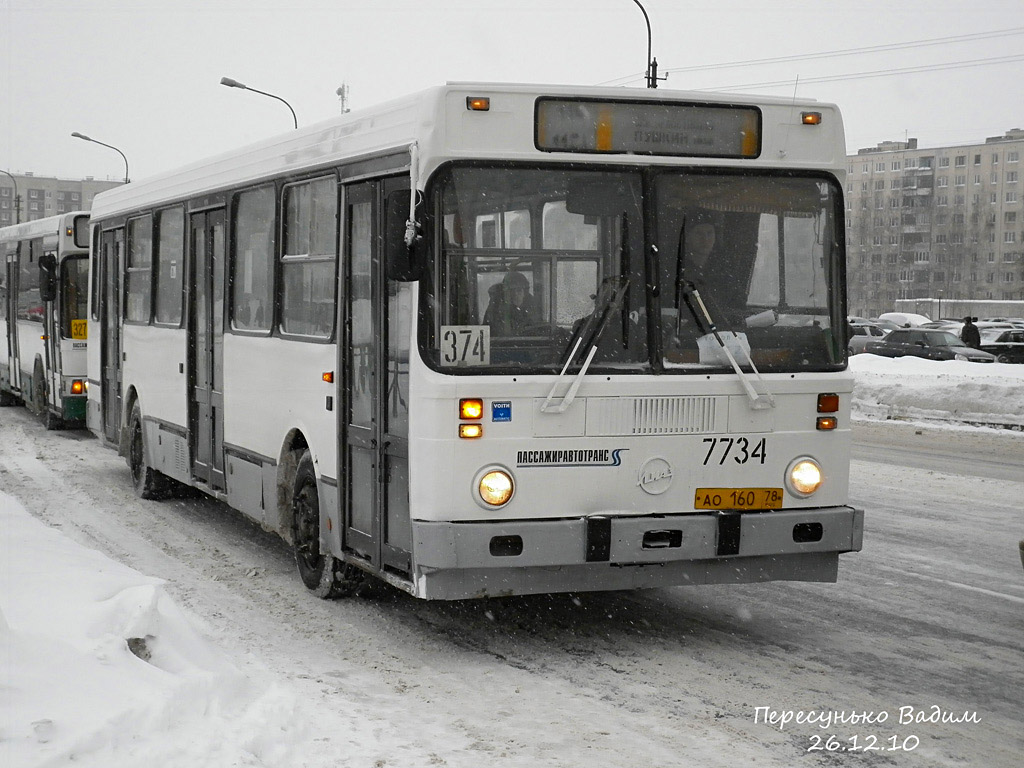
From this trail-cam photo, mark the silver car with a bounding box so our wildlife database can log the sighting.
[848,322,887,355]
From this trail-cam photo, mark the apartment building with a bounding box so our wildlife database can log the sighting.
[845,129,1024,318]
[0,172,123,226]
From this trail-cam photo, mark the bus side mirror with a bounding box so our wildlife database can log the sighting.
[385,189,425,282]
[39,253,58,303]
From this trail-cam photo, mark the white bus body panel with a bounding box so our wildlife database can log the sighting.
[409,374,854,523]
[122,325,187,427]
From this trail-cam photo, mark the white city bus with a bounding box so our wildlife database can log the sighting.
[1,212,90,428]
[87,83,862,600]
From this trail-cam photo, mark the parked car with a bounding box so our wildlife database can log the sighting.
[980,317,1024,330]
[876,311,931,328]
[869,317,903,332]
[864,328,996,362]
[978,328,1024,363]
[847,322,887,355]
[926,320,1014,340]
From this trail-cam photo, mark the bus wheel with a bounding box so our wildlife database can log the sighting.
[42,404,64,431]
[997,353,1010,363]
[291,450,360,598]
[128,402,165,499]
[0,387,17,407]
[31,360,47,417]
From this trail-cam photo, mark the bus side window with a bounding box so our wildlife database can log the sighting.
[231,186,275,332]
[155,206,185,326]
[126,216,154,324]
[280,176,337,339]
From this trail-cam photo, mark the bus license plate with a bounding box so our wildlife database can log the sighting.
[694,487,784,511]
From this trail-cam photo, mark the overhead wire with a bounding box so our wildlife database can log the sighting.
[598,26,1024,88]
[665,27,1024,74]
[693,54,1024,93]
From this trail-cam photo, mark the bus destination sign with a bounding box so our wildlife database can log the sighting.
[535,98,761,158]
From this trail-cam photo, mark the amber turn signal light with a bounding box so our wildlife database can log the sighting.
[817,393,839,413]
[816,416,838,431]
[460,398,483,420]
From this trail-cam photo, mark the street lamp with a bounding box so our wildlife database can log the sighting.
[631,0,664,88]
[71,132,129,184]
[220,77,298,129]
[0,169,21,223]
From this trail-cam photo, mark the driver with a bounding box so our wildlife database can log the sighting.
[685,222,717,280]
[483,270,537,336]
[679,221,729,334]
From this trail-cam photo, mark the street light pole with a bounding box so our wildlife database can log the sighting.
[220,77,298,129]
[0,169,20,223]
[71,132,129,184]
[631,0,664,88]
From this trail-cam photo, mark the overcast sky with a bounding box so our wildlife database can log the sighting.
[3,0,1023,182]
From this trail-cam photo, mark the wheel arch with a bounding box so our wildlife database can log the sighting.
[275,428,311,542]
[118,385,141,457]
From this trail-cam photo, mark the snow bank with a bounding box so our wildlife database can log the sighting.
[0,493,383,768]
[850,355,1024,428]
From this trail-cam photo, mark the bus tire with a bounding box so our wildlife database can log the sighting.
[0,387,17,407]
[43,403,64,431]
[291,450,360,599]
[127,402,166,499]
[31,359,47,417]
[30,360,61,428]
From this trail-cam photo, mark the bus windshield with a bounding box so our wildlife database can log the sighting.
[422,165,844,374]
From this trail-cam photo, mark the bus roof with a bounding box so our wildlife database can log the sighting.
[90,83,845,221]
[0,211,90,244]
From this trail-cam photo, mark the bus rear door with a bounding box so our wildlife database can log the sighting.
[188,208,226,491]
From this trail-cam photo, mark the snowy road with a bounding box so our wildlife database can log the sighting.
[2,407,1022,767]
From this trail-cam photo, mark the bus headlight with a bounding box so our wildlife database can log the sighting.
[786,457,822,497]
[478,468,514,507]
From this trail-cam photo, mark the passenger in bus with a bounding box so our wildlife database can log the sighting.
[483,270,537,335]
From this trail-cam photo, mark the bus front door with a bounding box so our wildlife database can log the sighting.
[342,179,412,577]
[188,209,226,491]
[100,229,123,443]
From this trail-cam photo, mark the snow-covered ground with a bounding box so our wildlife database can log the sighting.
[2,355,1022,768]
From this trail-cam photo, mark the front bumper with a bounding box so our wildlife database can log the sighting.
[410,506,864,599]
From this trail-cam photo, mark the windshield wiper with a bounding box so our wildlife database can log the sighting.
[674,223,774,409]
[541,276,630,414]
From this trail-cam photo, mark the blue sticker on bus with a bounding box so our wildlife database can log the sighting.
[492,401,512,422]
